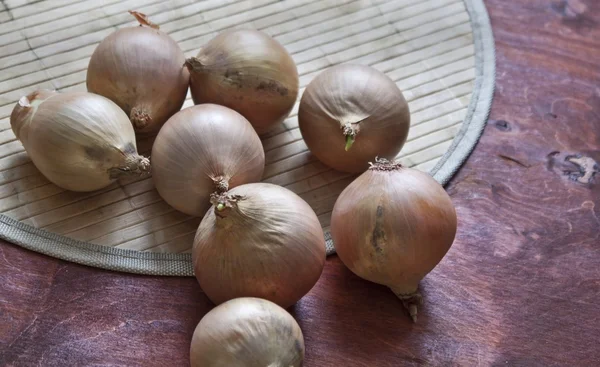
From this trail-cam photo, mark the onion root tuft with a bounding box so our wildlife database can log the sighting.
[368,157,404,171]
[212,176,229,193]
[109,155,151,179]
[209,192,246,217]
[130,107,152,129]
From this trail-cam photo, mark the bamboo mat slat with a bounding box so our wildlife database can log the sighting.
[0,0,479,256]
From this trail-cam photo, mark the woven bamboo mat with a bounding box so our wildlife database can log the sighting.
[0,0,495,275]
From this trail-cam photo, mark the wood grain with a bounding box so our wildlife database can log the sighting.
[1,0,600,366]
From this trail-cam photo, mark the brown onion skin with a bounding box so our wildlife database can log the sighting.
[193,183,326,308]
[151,104,265,217]
[10,90,150,192]
[330,160,456,321]
[86,22,189,134]
[190,297,304,367]
[298,64,410,173]
[186,29,299,134]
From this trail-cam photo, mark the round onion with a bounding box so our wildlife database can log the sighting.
[86,11,189,134]
[185,29,298,134]
[151,104,265,217]
[190,297,304,367]
[330,158,457,322]
[298,64,410,173]
[10,90,150,192]
[193,183,326,308]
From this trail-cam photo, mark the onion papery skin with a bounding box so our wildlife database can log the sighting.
[330,159,457,321]
[86,20,189,134]
[298,64,410,173]
[192,183,326,308]
[186,29,299,134]
[10,90,150,192]
[190,297,304,367]
[151,104,265,217]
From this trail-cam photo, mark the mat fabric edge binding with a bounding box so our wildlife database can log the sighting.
[0,0,496,277]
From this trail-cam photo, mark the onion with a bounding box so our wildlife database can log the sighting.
[185,29,298,134]
[190,297,304,367]
[151,104,265,217]
[298,64,410,173]
[10,90,150,192]
[330,158,457,322]
[86,11,189,134]
[193,183,326,308]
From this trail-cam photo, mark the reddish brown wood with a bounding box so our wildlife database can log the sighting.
[2,0,600,365]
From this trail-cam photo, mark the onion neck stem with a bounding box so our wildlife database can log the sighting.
[12,90,57,140]
[342,123,357,152]
[128,10,159,29]
[184,57,204,73]
[344,135,355,151]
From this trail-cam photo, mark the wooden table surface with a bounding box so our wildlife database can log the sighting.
[1,0,599,366]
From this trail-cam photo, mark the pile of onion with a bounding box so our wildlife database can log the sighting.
[86,11,189,134]
[190,297,304,367]
[10,90,150,192]
[193,183,326,308]
[298,64,410,173]
[186,29,298,134]
[330,158,457,322]
[151,104,265,217]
